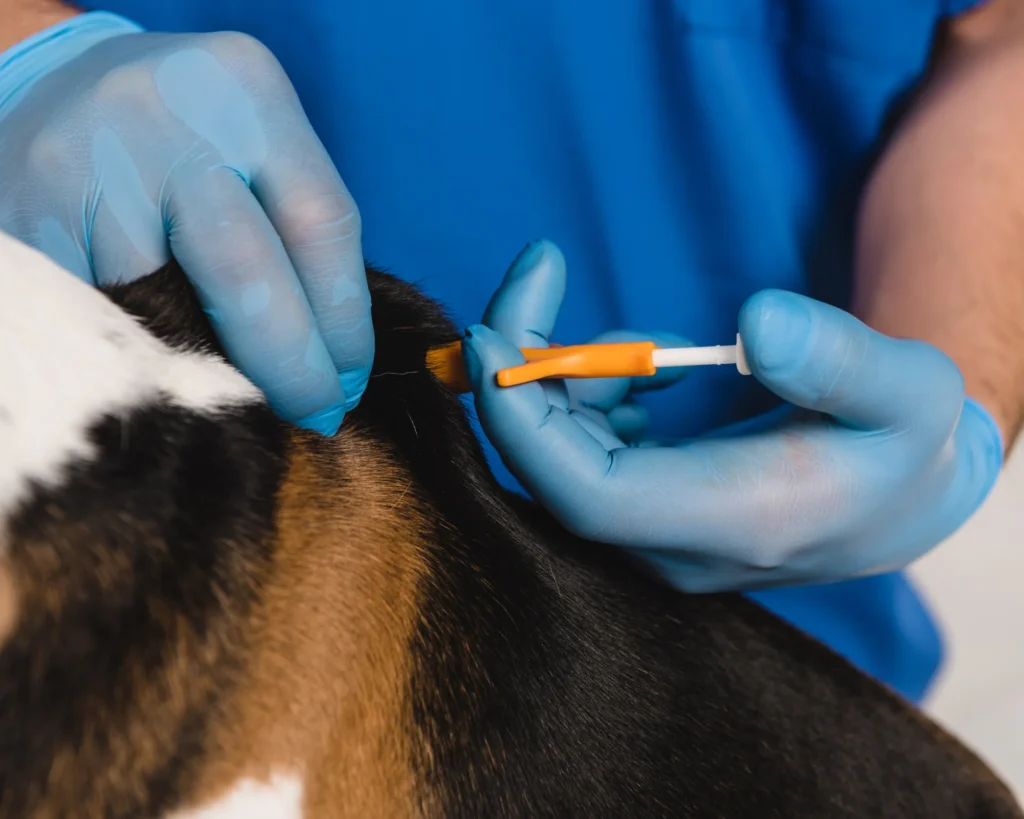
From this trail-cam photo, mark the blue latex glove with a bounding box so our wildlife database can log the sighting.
[464,240,1005,592]
[0,13,371,435]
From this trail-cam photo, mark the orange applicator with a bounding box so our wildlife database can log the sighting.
[426,335,750,394]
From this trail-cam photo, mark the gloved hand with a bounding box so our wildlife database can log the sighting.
[464,240,1005,592]
[0,13,371,435]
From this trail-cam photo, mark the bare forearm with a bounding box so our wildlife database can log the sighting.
[0,0,78,54]
[854,0,1024,449]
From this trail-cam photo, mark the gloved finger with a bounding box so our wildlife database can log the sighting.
[606,402,649,443]
[568,406,627,450]
[87,45,270,284]
[542,379,571,413]
[253,128,373,412]
[568,330,693,412]
[85,130,174,286]
[165,165,345,435]
[739,290,965,446]
[464,323,618,526]
[482,239,566,348]
[151,41,373,411]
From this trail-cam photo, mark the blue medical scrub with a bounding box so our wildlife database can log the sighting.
[89,0,984,703]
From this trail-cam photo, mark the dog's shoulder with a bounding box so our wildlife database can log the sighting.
[0,235,1019,819]
[0,239,285,818]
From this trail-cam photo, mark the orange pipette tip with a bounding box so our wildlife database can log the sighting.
[425,339,657,393]
[495,341,656,386]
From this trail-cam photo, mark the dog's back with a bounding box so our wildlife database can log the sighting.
[0,233,1019,818]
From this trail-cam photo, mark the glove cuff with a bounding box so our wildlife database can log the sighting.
[0,11,143,118]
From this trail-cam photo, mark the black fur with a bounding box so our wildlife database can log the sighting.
[354,267,1020,818]
[2,260,1017,818]
[0,402,286,817]
[0,267,287,816]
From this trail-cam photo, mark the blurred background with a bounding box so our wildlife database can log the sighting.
[915,446,1023,802]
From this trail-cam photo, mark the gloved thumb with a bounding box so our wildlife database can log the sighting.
[483,239,566,348]
[738,289,965,445]
[463,322,613,509]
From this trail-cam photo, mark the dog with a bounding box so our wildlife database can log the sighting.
[0,231,1020,818]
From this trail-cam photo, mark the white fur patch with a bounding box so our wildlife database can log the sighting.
[167,775,304,819]
[0,230,262,530]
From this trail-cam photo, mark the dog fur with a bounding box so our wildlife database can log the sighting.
[0,234,1020,817]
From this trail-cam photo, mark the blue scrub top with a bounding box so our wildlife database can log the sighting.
[87,0,984,702]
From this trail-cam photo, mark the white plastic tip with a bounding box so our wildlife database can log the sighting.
[650,336,751,376]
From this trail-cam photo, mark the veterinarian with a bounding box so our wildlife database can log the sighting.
[1,0,1019,704]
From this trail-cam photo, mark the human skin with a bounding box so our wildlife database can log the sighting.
[0,0,77,53]
[855,0,1024,450]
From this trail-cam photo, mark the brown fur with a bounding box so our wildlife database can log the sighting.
[179,428,432,818]
[2,261,1019,818]
[4,511,258,817]
[0,561,16,648]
